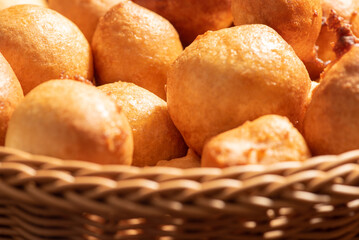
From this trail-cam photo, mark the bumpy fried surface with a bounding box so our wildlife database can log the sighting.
[202,115,311,168]
[99,82,187,167]
[92,0,182,99]
[6,80,133,165]
[167,25,311,155]
[132,0,232,46]
[317,0,358,62]
[0,53,23,146]
[304,45,359,155]
[232,0,322,63]
[0,5,93,94]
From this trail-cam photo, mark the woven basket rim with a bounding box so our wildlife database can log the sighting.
[3,146,359,239]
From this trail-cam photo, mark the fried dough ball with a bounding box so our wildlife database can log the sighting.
[202,115,311,168]
[317,0,358,63]
[0,0,47,10]
[99,82,187,167]
[132,0,233,46]
[304,45,359,155]
[156,149,200,169]
[0,53,23,146]
[0,5,93,94]
[5,80,133,165]
[232,0,322,65]
[48,0,122,42]
[92,0,182,100]
[167,25,311,155]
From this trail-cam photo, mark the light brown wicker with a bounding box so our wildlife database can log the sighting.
[2,146,359,239]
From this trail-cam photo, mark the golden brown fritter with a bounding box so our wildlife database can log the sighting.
[167,25,311,155]
[0,5,93,94]
[202,115,311,168]
[6,80,133,165]
[92,0,182,99]
[99,82,187,167]
[304,45,359,155]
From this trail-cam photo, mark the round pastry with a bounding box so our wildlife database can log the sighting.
[99,81,187,167]
[0,53,23,146]
[132,0,233,46]
[0,5,93,94]
[92,0,182,99]
[304,45,359,155]
[156,149,200,169]
[5,80,133,165]
[0,0,47,10]
[48,0,122,42]
[202,115,311,168]
[167,25,311,155]
[231,0,322,64]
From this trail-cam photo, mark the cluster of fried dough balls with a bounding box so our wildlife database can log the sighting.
[3,0,359,169]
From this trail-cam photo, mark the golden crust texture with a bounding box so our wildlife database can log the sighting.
[0,0,48,10]
[156,149,200,169]
[5,80,133,165]
[304,45,359,155]
[48,0,122,42]
[202,115,311,168]
[167,25,311,155]
[0,5,93,94]
[131,0,233,46]
[317,0,358,62]
[232,0,322,63]
[99,81,187,167]
[92,0,183,100]
[0,53,23,146]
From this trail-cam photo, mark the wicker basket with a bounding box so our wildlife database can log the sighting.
[2,146,359,239]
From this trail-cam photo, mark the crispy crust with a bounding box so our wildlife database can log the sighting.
[92,0,182,99]
[304,45,359,155]
[5,80,133,165]
[0,5,93,94]
[99,82,187,167]
[167,25,311,155]
[202,115,311,168]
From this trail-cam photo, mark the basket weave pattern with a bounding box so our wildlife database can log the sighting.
[2,147,359,239]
